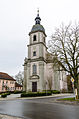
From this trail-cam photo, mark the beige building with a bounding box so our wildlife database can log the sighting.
[23,11,67,92]
[15,82,23,91]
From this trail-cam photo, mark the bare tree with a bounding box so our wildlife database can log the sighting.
[14,71,24,85]
[48,23,79,99]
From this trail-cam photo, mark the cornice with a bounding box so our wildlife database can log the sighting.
[29,30,47,37]
[27,42,48,49]
[24,57,47,63]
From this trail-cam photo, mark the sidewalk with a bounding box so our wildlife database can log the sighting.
[0,93,74,100]
[0,94,21,101]
[7,94,21,99]
[0,114,22,119]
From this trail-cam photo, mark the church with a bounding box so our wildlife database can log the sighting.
[23,10,67,92]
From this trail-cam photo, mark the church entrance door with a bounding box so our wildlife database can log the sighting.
[32,82,37,92]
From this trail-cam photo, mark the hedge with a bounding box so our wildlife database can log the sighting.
[1,93,7,98]
[21,92,52,97]
[14,90,23,94]
[1,92,11,98]
[43,90,60,94]
[51,90,60,94]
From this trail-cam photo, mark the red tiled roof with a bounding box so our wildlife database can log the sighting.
[0,72,16,81]
[15,82,23,87]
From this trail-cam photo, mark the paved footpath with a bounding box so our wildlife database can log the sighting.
[0,94,21,100]
[0,114,22,119]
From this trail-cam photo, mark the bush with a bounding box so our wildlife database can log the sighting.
[14,90,23,94]
[1,93,7,98]
[1,92,12,98]
[21,92,52,97]
[43,90,60,94]
[51,90,60,94]
[6,92,11,95]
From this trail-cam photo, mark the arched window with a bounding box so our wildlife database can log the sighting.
[33,64,37,74]
[33,51,36,56]
[33,35,36,41]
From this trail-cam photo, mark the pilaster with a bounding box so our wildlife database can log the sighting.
[27,63,31,91]
[39,62,44,91]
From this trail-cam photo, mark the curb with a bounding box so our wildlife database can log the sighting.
[19,93,73,100]
[0,93,74,101]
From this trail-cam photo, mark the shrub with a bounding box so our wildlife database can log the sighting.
[21,92,52,97]
[51,90,60,94]
[14,90,23,94]
[1,92,11,98]
[43,90,60,94]
[1,93,7,98]
[6,92,11,95]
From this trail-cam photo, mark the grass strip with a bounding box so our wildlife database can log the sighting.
[58,97,77,101]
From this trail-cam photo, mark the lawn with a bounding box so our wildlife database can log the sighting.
[58,97,78,101]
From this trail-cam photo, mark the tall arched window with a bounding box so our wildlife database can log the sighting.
[33,64,37,74]
[33,35,36,41]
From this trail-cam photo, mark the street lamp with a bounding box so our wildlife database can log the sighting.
[71,78,75,94]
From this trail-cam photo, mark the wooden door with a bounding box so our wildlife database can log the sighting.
[32,82,37,92]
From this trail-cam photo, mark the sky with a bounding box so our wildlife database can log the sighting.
[0,0,79,76]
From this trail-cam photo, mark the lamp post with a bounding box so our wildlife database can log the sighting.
[71,78,75,94]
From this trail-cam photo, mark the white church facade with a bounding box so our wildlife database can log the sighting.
[23,11,67,92]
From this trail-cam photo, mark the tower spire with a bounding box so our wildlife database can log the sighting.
[37,8,39,16]
[35,9,41,24]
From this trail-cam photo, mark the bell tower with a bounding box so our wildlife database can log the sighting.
[23,10,47,92]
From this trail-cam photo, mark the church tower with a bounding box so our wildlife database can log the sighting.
[23,10,47,92]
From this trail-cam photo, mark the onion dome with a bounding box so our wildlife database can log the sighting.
[29,10,46,36]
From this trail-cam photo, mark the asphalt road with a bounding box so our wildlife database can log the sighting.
[0,96,79,119]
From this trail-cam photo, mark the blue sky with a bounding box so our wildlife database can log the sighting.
[0,0,79,76]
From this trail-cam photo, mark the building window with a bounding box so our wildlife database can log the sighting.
[33,51,36,56]
[33,64,37,74]
[2,86,4,91]
[33,35,36,41]
[43,37,45,43]
[2,81,4,85]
